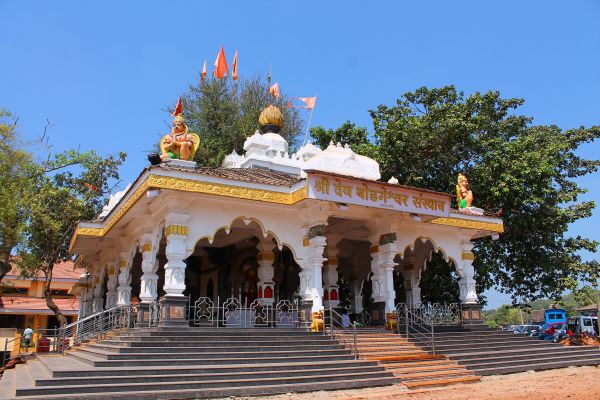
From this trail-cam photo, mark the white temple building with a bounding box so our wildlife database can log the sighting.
[69,106,503,326]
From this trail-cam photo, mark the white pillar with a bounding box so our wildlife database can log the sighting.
[257,242,275,306]
[323,244,340,308]
[139,234,159,302]
[379,241,398,313]
[307,234,327,312]
[457,241,478,304]
[117,254,132,306]
[91,270,104,313]
[105,262,119,308]
[163,215,190,297]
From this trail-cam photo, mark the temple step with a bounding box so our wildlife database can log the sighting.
[7,327,395,399]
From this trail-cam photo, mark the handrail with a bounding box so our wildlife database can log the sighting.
[2,327,61,368]
[397,304,435,354]
[326,306,358,360]
[58,304,138,354]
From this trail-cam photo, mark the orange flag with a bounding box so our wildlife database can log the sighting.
[299,96,317,111]
[171,97,183,116]
[201,60,207,82]
[232,50,239,81]
[83,182,98,192]
[214,46,228,79]
[269,82,280,99]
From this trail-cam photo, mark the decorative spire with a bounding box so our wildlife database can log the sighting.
[258,105,283,133]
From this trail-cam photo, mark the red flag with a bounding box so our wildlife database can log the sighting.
[83,182,98,192]
[269,82,280,99]
[201,61,207,82]
[170,97,182,116]
[213,46,228,79]
[299,96,317,111]
[232,50,238,81]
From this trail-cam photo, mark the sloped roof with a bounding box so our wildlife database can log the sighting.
[4,260,83,282]
[163,165,305,187]
[0,296,79,315]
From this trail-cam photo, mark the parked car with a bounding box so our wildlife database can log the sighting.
[521,325,541,335]
[513,325,526,334]
[568,316,599,335]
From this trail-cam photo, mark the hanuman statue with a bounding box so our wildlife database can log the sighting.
[456,173,473,209]
[152,97,200,162]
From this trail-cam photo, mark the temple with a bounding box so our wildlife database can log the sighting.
[69,105,503,327]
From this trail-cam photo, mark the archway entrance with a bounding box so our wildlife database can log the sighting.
[185,219,301,327]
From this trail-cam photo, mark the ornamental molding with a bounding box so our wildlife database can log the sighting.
[461,252,475,261]
[257,252,275,262]
[428,217,504,233]
[165,224,189,236]
[69,173,309,250]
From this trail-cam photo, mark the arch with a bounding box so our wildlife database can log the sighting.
[396,236,452,264]
[191,216,300,261]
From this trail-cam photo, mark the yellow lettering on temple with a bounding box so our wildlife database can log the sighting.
[413,196,445,212]
[333,179,353,198]
[314,177,330,195]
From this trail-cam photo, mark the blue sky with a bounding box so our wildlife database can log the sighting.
[2,1,599,308]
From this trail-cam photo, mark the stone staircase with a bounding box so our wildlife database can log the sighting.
[432,325,600,375]
[343,327,480,389]
[0,327,396,400]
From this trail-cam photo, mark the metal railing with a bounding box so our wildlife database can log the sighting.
[1,327,61,368]
[189,296,300,328]
[325,306,358,360]
[397,303,435,354]
[57,305,137,354]
[396,302,461,325]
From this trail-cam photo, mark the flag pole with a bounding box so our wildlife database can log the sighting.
[302,93,317,146]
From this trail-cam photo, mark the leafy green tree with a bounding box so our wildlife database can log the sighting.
[319,86,599,302]
[0,109,39,282]
[181,76,304,167]
[310,121,377,158]
[419,252,460,304]
[0,109,126,325]
[18,149,125,325]
[482,305,524,328]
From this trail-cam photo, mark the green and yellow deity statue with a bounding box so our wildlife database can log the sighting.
[456,173,473,209]
[159,114,200,161]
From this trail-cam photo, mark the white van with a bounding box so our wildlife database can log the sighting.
[568,315,598,334]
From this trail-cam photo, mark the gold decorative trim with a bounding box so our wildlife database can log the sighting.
[166,224,189,236]
[325,258,338,266]
[461,252,475,261]
[142,243,153,252]
[69,174,308,252]
[429,217,504,233]
[257,252,275,262]
[303,237,310,247]
[118,259,127,268]
[147,175,308,206]
[369,245,379,254]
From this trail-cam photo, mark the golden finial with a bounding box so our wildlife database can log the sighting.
[259,105,283,133]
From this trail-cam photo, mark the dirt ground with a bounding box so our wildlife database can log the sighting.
[226,365,600,400]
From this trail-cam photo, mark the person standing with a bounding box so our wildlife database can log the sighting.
[23,326,34,349]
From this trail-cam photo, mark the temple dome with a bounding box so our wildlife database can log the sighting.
[303,141,380,180]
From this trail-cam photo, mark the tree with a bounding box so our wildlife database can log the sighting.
[419,252,460,304]
[181,76,304,167]
[0,109,126,325]
[321,86,599,302]
[310,121,377,158]
[18,149,125,325]
[0,109,39,282]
